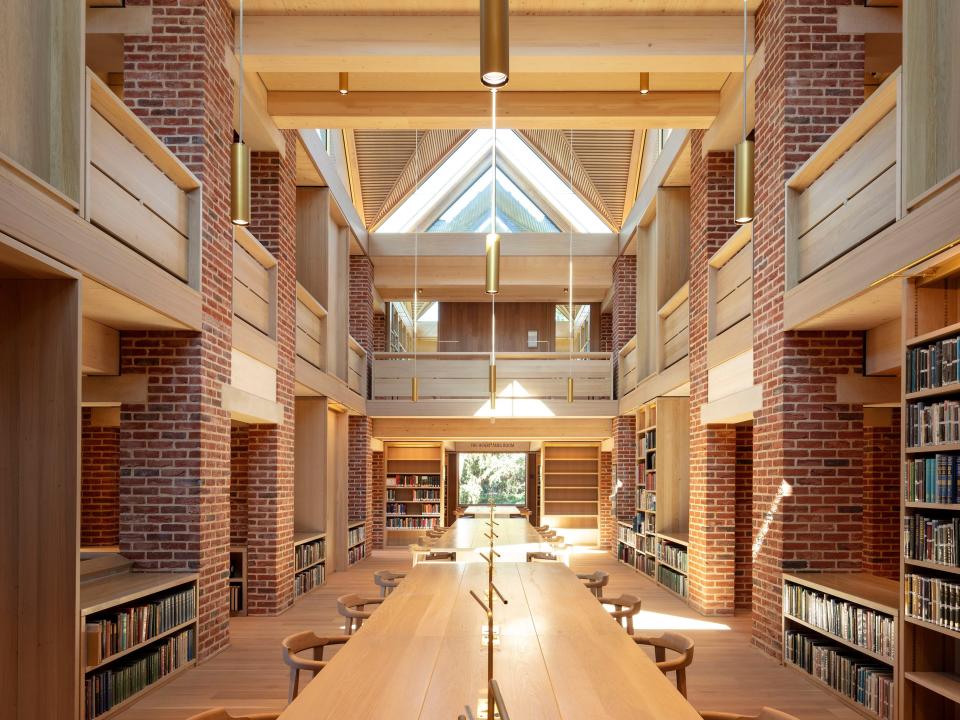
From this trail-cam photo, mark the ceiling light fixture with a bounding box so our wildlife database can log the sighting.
[412,130,420,402]
[639,72,650,95]
[480,0,509,88]
[566,130,575,403]
[230,0,250,226]
[734,0,754,224]
[339,72,349,95]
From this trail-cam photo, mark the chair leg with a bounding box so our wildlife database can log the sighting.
[626,616,634,635]
[676,668,687,698]
[655,646,666,663]
[289,667,300,703]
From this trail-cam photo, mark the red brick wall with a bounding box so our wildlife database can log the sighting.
[349,256,374,355]
[599,451,614,550]
[371,450,385,549]
[244,143,298,615]
[611,255,636,390]
[230,425,249,545]
[751,0,865,658]
[735,425,754,610]
[373,313,386,353]
[687,129,740,615]
[81,409,120,547]
[613,415,637,521]
[600,312,612,354]
[122,0,237,657]
[862,412,900,580]
[348,416,374,543]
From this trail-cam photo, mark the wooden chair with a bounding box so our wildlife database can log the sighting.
[699,710,799,720]
[373,569,406,597]
[534,525,549,533]
[633,632,695,697]
[526,551,559,562]
[599,593,642,634]
[576,570,609,597]
[186,710,280,720]
[336,593,384,635]
[280,631,349,702]
[424,549,456,561]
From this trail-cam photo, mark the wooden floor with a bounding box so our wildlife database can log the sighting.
[114,549,862,720]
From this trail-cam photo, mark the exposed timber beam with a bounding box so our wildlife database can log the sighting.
[241,15,754,75]
[224,48,286,154]
[270,91,719,130]
[369,233,619,258]
[837,5,902,33]
[702,43,765,156]
[86,6,152,35]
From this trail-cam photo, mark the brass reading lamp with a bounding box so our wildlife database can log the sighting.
[734,0,754,224]
[230,0,249,226]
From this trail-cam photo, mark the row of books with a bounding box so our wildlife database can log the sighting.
[617,542,636,566]
[387,489,440,501]
[386,517,439,529]
[386,503,440,515]
[906,335,960,393]
[640,429,656,452]
[229,584,243,614]
[617,524,636,546]
[905,513,960,567]
[631,513,644,534]
[638,489,656,511]
[643,534,656,555]
[783,581,895,660]
[85,627,195,719]
[295,564,325,597]
[906,399,960,447]
[658,542,688,573]
[643,470,656,491]
[904,455,960,503]
[644,514,656,533]
[348,524,366,547]
[904,573,960,630]
[784,630,893,720]
[348,542,366,566]
[87,586,196,663]
[295,538,325,571]
[658,565,687,598]
[386,474,441,487]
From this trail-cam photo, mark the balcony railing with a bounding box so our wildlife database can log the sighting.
[659,283,689,369]
[348,336,367,397]
[85,71,201,286]
[786,71,899,286]
[233,227,277,339]
[709,223,752,339]
[372,352,613,401]
[617,337,638,396]
[295,284,327,371]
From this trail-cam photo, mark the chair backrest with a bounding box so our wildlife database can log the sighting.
[187,710,280,720]
[526,551,558,562]
[337,593,366,617]
[281,630,323,658]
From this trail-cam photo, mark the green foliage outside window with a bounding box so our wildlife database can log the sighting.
[457,453,527,506]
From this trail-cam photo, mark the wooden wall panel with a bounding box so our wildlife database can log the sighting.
[325,408,349,571]
[294,397,327,533]
[437,302,599,353]
[295,188,329,304]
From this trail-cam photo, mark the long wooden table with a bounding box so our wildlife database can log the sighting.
[279,560,702,719]
[430,517,545,559]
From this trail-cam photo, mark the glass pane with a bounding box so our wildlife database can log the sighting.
[555,304,591,352]
[457,453,527,506]
[386,301,438,352]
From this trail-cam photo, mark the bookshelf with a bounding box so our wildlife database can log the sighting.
[782,572,897,720]
[902,270,960,720]
[541,442,601,545]
[347,521,367,565]
[229,545,246,616]
[80,571,198,720]
[613,398,691,598]
[384,442,444,547]
[293,531,326,600]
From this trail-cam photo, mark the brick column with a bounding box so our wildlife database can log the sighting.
[81,409,120,547]
[686,131,740,615]
[735,426,754,610]
[751,0,866,657]
[348,416,374,543]
[121,0,237,656]
[230,426,249,545]
[862,410,900,580]
[613,415,636,521]
[598,451,614,550]
[611,254,638,526]
[244,144,298,615]
[599,312,612,353]
[611,254,636,374]
[371,449,385,549]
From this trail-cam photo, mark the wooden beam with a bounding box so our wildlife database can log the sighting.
[82,374,148,406]
[82,317,119,375]
[366,399,619,418]
[702,42,765,156]
[298,129,369,252]
[342,129,365,222]
[619,130,690,251]
[243,15,754,74]
[700,384,761,425]
[270,91,719,130]
[221,383,284,425]
[369,233,619,258]
[835,373,900,405]
[86,6,152,35]
[836,5,902,34]
[222,48,285,154]
[371,417,614,441]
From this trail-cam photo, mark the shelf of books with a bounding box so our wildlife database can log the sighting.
[541,442,601,545]
[902,269,960,720]
[293,531,326,600]
[80,571,198,720]
[229,545,247,616]
[347,521,367,565]
[782,572,898,720]
[384,442,445,546]
[612,398,691,597]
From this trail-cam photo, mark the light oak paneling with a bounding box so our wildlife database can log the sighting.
[295,397,328,533]
[82,317,119,375]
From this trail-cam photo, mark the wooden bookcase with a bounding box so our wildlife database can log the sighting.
[293,531,326,599]
[229,545,247,616]
[347,521,367,565]
[901,271,960,720]
[613,397,690,599]
[540,442,600,545]
[782,572,898,720]
[384,442,444,547]
[80,570,199,720]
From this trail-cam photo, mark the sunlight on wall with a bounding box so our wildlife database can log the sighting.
[752,479,792,562]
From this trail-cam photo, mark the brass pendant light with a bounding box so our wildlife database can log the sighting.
[566,130,575,402]
[480,0,509,88]
[231,0,250,226]
[734,0,754,225]
[412,130,420,401]
[339,72,349,95]
[639,72,650,95]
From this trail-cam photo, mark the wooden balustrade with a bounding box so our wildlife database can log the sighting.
[372,352,613,401]
[786,70,900,286]
[296,284,327,371]
[618,336,638,396]
[84,71,201,286]
[348,336,367,396]
[659,283,689,369]
[709,223,753,339]
[233,227,277,339]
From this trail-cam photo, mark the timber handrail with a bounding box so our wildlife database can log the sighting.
[373,351,611,361]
